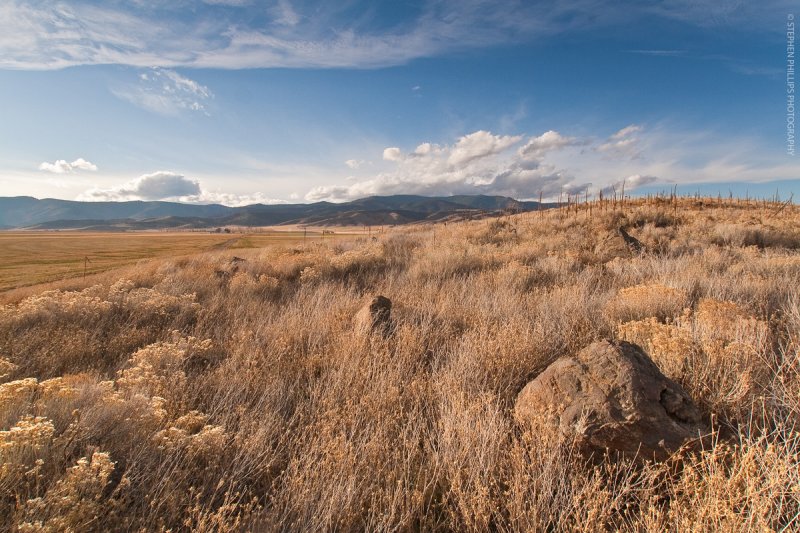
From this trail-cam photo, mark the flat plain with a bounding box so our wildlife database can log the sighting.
[0,229,359,292]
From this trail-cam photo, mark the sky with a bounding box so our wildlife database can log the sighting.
[0,0,798,204]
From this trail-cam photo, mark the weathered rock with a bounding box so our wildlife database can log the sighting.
[618,227,644,253]
[354,295,393,337]
[595,227,645,261]
[514,340,704,461]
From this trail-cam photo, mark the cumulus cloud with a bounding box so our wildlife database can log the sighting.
[601,174,660,195]
[518,130,581,160]
[447,131,522,166]
[79,171,200,201]
[306,129,585,202]
[77,171,284,206]
[622,174,659,188]
[113,68,213,116]
[598,124,642,158]
[39,158,98,173]
[304,126,685,202]
[382,148,402,162]
[190,191,289,207]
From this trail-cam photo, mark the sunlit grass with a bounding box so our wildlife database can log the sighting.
[0,198,799,531]
[0,230,356,291]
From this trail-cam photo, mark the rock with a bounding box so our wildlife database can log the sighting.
[595,227,645,261]
[618,227,644,253]
[354,295,392,337]
[514,340,704,461]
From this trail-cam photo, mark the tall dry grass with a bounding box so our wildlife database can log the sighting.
[0,198,799,531]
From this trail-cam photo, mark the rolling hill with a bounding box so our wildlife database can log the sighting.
[0,195,548,230]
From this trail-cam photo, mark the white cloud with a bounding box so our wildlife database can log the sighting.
[271,0,300,27]
[345,159,365,169]
[113,68,212,116]
[597,124,643,158]
[518,130,580,160]
[447,130,523,166]
[382,147,402,161]
[77,171,285,206]
[610,124,642,140]
[622,174,659,188]
[306,129,586,202]
[39,158,98,173]
[79,171,200,201]
[601,174,660,195]
[202,0,250,6]
[189,191,288,206]
[306,125,762,203]
[0,1,784,71]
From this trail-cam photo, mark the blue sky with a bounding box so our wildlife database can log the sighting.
[0,0,797,204]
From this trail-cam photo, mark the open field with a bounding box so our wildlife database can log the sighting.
[1,198,799,531]
[0,229,361,292]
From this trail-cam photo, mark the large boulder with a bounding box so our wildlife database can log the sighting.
[354,295,392,337]
[514,340,704,461]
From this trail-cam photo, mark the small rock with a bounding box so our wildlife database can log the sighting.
[618,227,644,253]
[354,295,392,337]
[514,340,704,461]
[594,227,646,261]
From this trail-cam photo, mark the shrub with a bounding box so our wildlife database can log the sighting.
[0,199,798,530]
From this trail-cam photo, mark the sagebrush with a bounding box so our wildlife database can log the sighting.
[1,198,799,531]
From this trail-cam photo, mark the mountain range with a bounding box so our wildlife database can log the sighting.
[0,195,549,230]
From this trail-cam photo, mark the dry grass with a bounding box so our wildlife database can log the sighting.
[0,230,358,292]
[0,199,799,531]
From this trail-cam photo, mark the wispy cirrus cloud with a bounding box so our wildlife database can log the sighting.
[112,67,213,115]
[626,49,687,56]
[345,159,366,169]
[0,1,788,71]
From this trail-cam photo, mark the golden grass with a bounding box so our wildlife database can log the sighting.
[0,230,358,292]
[0,198,799,531]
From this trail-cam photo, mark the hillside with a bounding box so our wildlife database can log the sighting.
[0,198,798,531]
[0,195,545,230]
[0,196,235,228]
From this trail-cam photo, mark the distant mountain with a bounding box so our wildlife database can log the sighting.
[0,195,550,230]
[0,197,234,228]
